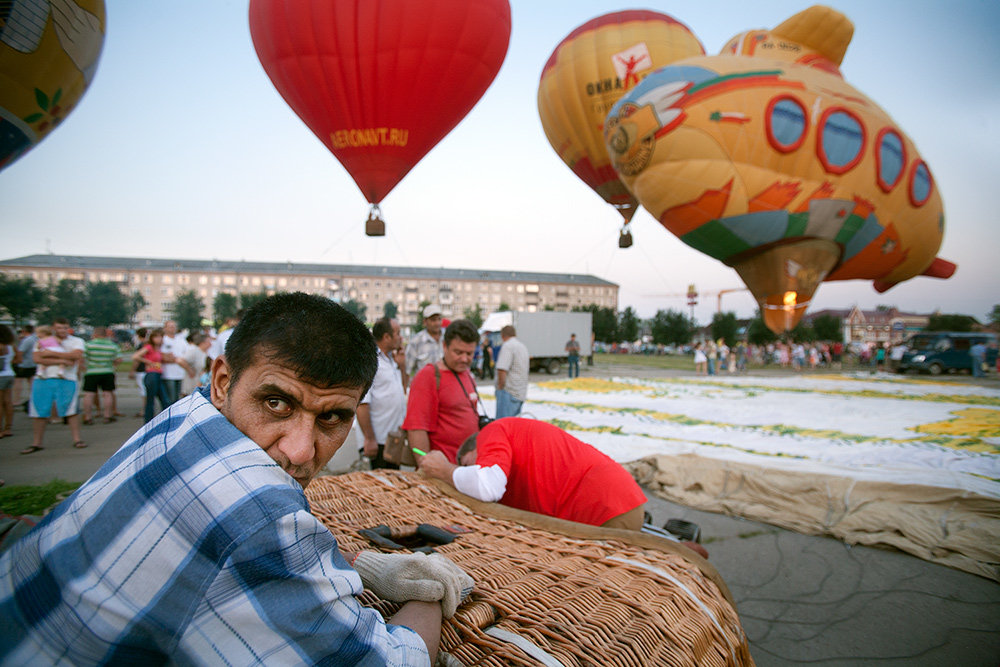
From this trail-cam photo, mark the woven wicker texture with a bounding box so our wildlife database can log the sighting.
[306,471,754,666]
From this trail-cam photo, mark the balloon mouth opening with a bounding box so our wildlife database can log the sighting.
[761,293,810,333]
[731,238,840,334]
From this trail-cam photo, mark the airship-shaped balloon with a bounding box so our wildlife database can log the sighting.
[537,10,704,246]
[604,5,955,332]
[0,0,105,172]
[249,0,511,236]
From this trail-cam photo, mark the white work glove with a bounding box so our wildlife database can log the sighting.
[353,551,474,618]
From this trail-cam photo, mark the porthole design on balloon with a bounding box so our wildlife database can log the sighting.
[909,160,933,207]
[765,96,808,153]
[817,107,866,174]
[875,128,906,193]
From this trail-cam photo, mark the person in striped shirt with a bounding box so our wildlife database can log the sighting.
[81,326,123,425]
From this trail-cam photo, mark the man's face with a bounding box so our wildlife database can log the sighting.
[424,314,443,336]
[164,321,178,336]
[459,449,477,466]
[390,320,402,349]
[53,322,70,340]
[443,338,475,373]
[210,354,364,489]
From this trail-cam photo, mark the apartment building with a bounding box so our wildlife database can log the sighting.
[0,255,618,327]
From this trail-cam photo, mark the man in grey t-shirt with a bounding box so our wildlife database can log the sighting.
[495,325,529,418]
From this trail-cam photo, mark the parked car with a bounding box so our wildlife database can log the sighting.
[897,332,998,375]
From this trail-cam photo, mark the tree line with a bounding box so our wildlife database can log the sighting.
[3,274,995,343]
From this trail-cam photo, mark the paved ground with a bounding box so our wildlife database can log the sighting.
[2,366,999,666]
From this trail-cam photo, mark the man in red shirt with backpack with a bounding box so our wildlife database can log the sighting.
[403,319,482,463]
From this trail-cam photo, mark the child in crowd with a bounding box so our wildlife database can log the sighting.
[35,326,67,379]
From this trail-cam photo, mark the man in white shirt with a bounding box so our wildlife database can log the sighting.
[208,310,244,361]
[494,325,529,418]
[161,320,190,405]
[357,318,409,469]
[23,318,86,453]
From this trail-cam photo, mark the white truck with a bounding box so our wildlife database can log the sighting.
[480,311,593,375]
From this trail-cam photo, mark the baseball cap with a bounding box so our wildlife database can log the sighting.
[423,304,443,318]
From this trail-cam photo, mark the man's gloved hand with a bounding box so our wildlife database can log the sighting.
[352,551,474,618]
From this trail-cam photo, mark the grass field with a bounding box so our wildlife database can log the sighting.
[0,480,82,516]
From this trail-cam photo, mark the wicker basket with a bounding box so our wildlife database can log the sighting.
[307,471,754,666]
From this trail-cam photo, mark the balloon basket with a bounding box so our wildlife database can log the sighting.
[365,206,385,237]
[618,225,634,248]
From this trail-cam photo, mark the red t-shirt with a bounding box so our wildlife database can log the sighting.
[476,419,647,526]
[402,363,480,463]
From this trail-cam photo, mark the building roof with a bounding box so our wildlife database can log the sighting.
[0,255,617,287]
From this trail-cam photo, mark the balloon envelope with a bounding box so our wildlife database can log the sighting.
[604,6,953,332]
[538,10,704,225]
[249,0,511,206]
[0,0,105,171]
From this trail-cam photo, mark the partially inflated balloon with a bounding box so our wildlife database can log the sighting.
[0,0,105,171]
[605,6,953,332]
[249,0,511,231]
[538,10,704,230]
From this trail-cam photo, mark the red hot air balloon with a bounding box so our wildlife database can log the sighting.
[249,0,511,235]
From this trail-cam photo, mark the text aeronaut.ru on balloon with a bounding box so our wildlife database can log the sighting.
[329,128,409,150]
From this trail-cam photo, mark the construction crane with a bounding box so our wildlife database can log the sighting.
[644,286,751,319]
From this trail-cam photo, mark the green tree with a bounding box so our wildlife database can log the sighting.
[618,306,640,342]
[574,304,617,342]
[383,301,399,320]
[213,292,239,326]
[543,304,555,311]
[41,279,86,326]
[710,311,739,346]
[171,290,205,331]
[498,302,511,312]
[83,282,129,327]
[812,314,843,341]
[875,304,896,313]
[341,299,367,323]
[240,290,270,310]
[650,309,692,346]
[128,291,147,326]
[746,311,778,346]
[413,299,432,332]
[463,303,484,329]
[0,275,46,326]
[789,319,816,343]
[927,313,976,332]
[989,304,1000,330]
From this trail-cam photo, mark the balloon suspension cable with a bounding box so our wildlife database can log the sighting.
[365,204,385,237]
[618,222,633,248]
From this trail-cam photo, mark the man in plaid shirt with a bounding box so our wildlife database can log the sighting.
[0,293,472,665]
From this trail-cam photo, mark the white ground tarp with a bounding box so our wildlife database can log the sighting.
[480,372,1000,580]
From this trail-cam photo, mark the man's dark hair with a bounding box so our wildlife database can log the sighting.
[500,325,516,338]
[444,319,479,346]
[53,317,69,326]
[457,432,478,461]
[372,317,394,343]
[225,292,377,393]
[22,325,34,334]
[0,325,15,346]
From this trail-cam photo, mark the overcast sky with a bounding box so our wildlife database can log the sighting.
[2,0,998,324]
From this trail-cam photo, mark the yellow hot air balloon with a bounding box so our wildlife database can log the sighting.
[605,5,953,332]
[538,10,704,244]
[0,0,106,171]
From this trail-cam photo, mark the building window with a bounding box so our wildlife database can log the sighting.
[766,96,808,153]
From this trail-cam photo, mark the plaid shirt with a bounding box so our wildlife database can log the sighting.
[0,389,429,666]
[405,329,443,377]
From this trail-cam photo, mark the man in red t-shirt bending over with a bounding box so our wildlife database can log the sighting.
[418,418,647,530]
[403,319,481,463]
